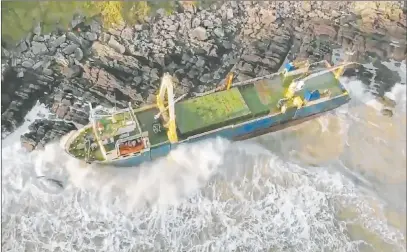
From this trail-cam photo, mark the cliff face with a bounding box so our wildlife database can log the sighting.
[1,1,405,151]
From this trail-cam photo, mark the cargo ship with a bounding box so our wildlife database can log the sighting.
[64,59,356,167]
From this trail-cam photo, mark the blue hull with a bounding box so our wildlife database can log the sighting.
[102,94,350,167]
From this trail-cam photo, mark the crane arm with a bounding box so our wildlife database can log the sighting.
[156,73,178,143]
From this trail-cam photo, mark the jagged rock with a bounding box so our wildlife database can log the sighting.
[2,1,406,150]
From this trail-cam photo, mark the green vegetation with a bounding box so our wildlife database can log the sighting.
[1,1,175,44]
[68,127,105,162]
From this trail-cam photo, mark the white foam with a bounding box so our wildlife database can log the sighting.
[2,134,406,251]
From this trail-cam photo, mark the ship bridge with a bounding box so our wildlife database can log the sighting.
[89,104,150,160]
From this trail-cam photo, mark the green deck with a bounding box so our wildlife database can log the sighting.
[175,88,252,135]
[136,107,169,146]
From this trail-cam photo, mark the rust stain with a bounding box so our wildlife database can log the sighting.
[255,80,273,105]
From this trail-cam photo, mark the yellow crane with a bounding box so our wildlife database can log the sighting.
[156,73,178,143]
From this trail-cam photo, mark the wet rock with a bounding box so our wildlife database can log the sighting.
[381,108,393,117]
[20,119,77,152]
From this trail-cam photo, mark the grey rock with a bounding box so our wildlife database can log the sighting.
[41,59,51,69]
[90,19,102,34]
[120,27,134,41]
[62,65,82,79]
[134,24,143,31]
[242,54,262,64]
[51,35,66,48]
[191,27,208,41]
[167,24,179,31]
[226,8,234,19]
[196,57,206,67]
[56,105,69,118]
[43,68,53,76]
[381,108,393,117]
[199,73,211,83]
[156,8,166,17]
[213,28,225,38]
[222,41,233,49]
[192,18,201,28]
[54,53,69,66]
[1,47,10,58]
[74,47,84,61]
[203,20,214,29]
[66,32,83,47]
[60,43,68,48]
[99,32,111,44]
[85,32,98,41]
[71,14,85,29]
[33,35,45,42]
[32,61,43,70]
[62,44,79,55]
[16,41,28,54]
[17,70,24,78]
[33,22,41,35]
[31,41,48,55]
[108,36,125,54]
[22,59,35,68]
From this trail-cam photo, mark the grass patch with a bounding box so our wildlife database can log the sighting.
[1,1,175,44]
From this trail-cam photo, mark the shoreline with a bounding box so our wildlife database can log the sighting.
[1,1,406,151]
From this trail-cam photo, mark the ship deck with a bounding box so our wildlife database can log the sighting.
[172,70,343,138]
[67,66,346,162]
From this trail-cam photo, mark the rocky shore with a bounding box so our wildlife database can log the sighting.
[1,1,405,151]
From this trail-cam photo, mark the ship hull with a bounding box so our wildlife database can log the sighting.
[100,93,350,167]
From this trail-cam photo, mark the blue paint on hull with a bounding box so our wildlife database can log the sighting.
[101,94,349,167]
